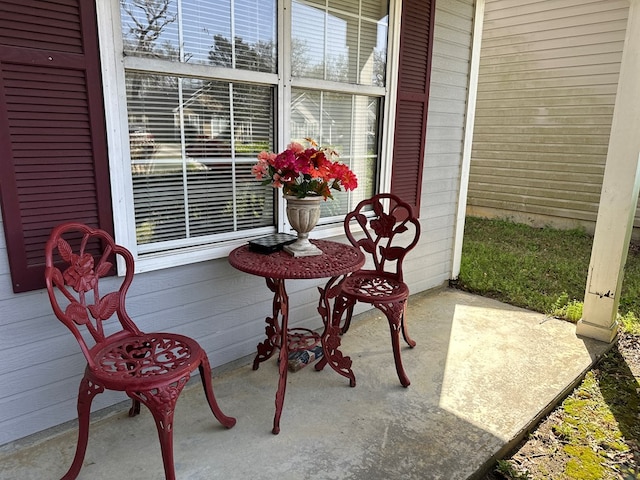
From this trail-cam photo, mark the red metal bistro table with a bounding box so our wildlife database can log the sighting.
[228,239,365,434]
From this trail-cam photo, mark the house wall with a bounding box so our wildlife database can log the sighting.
[417,0,477,289]
[0,0,476,447]
[467,0,632,234]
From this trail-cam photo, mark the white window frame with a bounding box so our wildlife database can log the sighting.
[96,0,400,274]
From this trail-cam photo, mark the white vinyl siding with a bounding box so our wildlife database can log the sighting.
[410,0,476,290]
[468,0,629,231]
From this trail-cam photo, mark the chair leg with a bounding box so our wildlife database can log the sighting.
[400,303,417,348]
[133,377,189,480]
[378,301,411,388]
[339,301,356,335]
[198,357,236,428]
[128,399,141,417]
[61,376,104,480]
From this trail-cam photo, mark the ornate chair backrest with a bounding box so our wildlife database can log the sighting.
[344,193,421,282]
[45,222,141,369]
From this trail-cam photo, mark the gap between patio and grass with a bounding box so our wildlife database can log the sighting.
[455,216,640,480]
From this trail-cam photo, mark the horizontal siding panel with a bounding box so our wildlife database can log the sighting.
[479,52,623,75]
[472,155,605,170]
[479,62,622,83]
[483,0,619,18]
[470,174,602,194]
[483,8,629,39]
[467,196,599,221]
[470,149,606,165]
[475,94,617,108]
[474,113,614,127]
[477,84,619,100]
[482,20,629,49]
[470,171,603,188]
[472,141,608,155]
[482,31,626,60]
[432,9,472,34]
[480,40,625,66]
[474,122,609,138]
[434,26,473,50]
[472,133,608,146]
[423,125,465,141]
[469,181,600,203]
[428,96,467,115]
[476,73,620,91]
[483,0,629,25]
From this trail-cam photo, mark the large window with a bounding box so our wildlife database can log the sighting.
[113,0,391,267]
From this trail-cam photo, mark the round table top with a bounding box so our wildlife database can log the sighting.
[229,239,365,280]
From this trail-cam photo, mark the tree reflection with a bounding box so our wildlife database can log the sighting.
[121,0,177,59]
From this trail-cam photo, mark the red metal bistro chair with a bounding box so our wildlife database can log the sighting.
[44,222,236,480]
[338,194,421,387]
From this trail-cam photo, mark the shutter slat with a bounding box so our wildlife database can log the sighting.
[0,0,82,53]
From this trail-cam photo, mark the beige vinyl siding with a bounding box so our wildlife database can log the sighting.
[467,0,629,232]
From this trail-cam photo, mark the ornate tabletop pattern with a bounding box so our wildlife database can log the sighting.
[229,239,365,279]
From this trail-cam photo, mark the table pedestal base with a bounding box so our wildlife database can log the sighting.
[252,275,355,434]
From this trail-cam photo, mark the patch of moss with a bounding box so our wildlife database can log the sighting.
[563,445,605,479]
[553,423,575,441]
[563,398,590,417]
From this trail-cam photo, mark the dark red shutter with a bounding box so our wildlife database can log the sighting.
[391,0,436,212]
[0,0,113,293]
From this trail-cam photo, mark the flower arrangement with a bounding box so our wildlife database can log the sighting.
[252,138,358,200]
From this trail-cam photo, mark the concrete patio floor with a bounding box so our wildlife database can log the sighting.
[0,287,612,480]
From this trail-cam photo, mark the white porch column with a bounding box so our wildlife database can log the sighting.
[577,0,640,342]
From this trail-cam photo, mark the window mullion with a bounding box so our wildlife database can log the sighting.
[289,77,385,96]
[229,82,238,231]
[356,0,362,84]
[278,0,292,233]
[322,7,328,81]
[178,0,184,62]
[178,77,191,239]
[123,56,279,85]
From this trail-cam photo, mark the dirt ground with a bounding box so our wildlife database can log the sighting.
[482,332,640,480]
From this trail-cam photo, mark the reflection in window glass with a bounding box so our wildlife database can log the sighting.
[126,72,274,245]
[121,0,276,72]
[121,0,179,59]
[182,2,231,64]
[291,88,378,218]
[292,0,388,85]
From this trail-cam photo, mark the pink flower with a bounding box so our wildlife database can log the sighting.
[287,141,305,154]
[252,139,358,200]
[251,161,267,179]
[258,150,276,165]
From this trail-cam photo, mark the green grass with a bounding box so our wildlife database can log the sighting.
[458,216,640,322]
